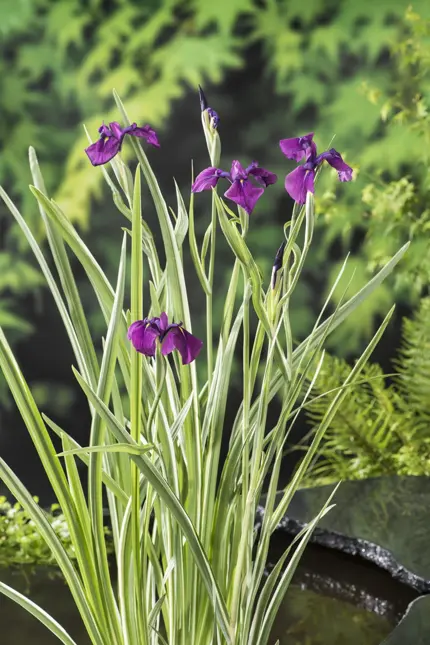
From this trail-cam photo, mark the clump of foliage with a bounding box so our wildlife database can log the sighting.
[0,75,405,643]
[303,297,430,484]
[0,492,113,571]
[319,7,430,352]
[0,496,76,567]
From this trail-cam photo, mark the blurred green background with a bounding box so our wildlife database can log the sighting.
[1,0,430,497]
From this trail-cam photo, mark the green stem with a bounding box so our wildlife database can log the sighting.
[130,169,148,645]
[228,211,253,641]
[146,354,167,438]
[241,277,251,520]
[206,192,217,388]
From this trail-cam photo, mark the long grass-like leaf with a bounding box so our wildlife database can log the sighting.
[0,326,111,631]
[253,496,337,645]
[270,306,395,531]
[0,186,90,385]
[29,187,118,321]
[43,413,129,506]
[247,244,409,431]
[29,147,99,388]
[73,368,232,643]
[59,444,154,457]
[87,233,128,644]
[0,582,78,645]
[0,458,105,645]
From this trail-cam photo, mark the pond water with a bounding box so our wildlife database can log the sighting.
[272,586,393,644]
[0,540,417,645]
[269,534,418,645]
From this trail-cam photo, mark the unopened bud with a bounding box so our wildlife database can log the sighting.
[271,241,286,288]
[198,85,208,112]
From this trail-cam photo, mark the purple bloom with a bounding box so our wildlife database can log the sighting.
[85,121,160,166]
[127,312,203,365]
[198,85,220,129]
[192,160,277,215]
[279,133,353,204]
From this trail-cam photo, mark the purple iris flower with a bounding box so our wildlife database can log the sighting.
[198,85,220,129]
[279,133,353,204]
[192,160,277,215]
[85,121,160,166]
[127,312,203,365]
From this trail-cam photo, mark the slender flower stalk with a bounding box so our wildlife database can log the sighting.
[129,169,148,645]
[197,87,222,389]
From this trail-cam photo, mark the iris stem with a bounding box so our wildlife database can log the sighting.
[206,191,217,388]
[241,276,251,520]
[130,168,148,645]
[229,209,252,638]
[146,352,166,435]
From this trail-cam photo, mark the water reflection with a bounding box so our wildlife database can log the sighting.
[268,535,418,645]
[0,568,89,645]
[272,585,393,645]
[0,539,418,645]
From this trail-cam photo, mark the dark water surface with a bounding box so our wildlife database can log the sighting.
[269,535,418,644]
[273,476,430,592]
[0,540,417,645]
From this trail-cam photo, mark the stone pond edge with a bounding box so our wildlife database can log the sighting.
[256,506,430,593]
[256,506,430,645]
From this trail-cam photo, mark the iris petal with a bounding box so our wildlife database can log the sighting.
[98,124,113,137]
[158,312,169,333]
[285,166,315,204]
[230,160,247,182]
[279,133,315,161]
[127,321,159,356]
[192,167,223,192]
[247,163,278,187]
[317,149,353,182]
[86,121,159,166]
[108,122,123,139]
[128,124,160,148]
[161,328,203,365]
[224,180,264,214]
[193,159,276,213]
[85,136,123,166]
[129,314,202,364]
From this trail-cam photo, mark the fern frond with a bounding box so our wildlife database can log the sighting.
[395,297,430,419]
[303,354,404,484]
[302,297,430,484]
